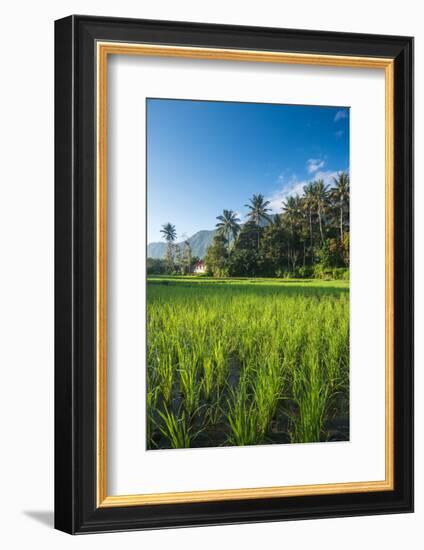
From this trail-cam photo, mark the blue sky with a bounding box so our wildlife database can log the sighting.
[147,98,349,243]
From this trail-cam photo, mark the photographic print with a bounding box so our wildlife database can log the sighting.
[146,98,350,451]
[55,18,413,532]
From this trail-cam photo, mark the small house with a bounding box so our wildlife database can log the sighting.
[193,260,206,274]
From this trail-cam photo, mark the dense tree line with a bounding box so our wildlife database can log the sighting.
[205,172,349,279]
[152,172,349,279]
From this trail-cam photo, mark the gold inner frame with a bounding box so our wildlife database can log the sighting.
[96,42,395,508]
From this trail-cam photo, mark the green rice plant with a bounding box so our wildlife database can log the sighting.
[252,350,284,438]
[227,373,262,446]
[212,339,228,388]
[146,383,159,449]
[323,301,349,392]
[191,322,209,364]
[289,351,330,443]
[157,405,193,449]
[176,342,200,417]
[156,347,174,404]
[204,389,224,426]
[179,366,200,417]
[201,356,215,401]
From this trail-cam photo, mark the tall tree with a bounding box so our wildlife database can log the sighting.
[303,182,316,260]
[330,172,350,242]
[182,240,192,275]
[215,209,241,249]
[204,234,229,277]
[282,196,298,234]
[259,214,288,275]
[244,193,271,250]
[175,244,182,273]
[282,195,303,272]
[160,222,177,273]
[312,180,329,245]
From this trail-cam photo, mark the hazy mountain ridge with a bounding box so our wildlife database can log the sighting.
[147,229,216,259]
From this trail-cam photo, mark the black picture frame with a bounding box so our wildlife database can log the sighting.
[55,14,414,534]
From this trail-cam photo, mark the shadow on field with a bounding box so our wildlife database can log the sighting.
[147,277,349,299]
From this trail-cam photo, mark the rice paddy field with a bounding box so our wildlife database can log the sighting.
[146,276,349,450]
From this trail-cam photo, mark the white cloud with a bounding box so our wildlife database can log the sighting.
[267,182,306,213]
[334,109,348,122]
[313,170,339,186]
[266,173,308,214]
[306,158,325,174]
[265,168,346,214]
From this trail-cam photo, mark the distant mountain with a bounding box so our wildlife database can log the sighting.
[147,229,216,260]
[147,241,168,259]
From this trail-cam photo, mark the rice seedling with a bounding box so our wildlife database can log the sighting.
[156,347,174,405]
[252,350,284,438]
[201,356,215,401]
[227,373,262,446]
[176,342,201,417]
[204,388,224,426]
[289,354,330,443]
[212,339,228,389]
[146,367,159,449]
[157,405,194,449]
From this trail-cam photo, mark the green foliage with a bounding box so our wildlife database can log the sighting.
[227,248,259,277]
[147,257,168,275]
[317,239,333,269]
[244,194,272,229]
[313,264,349,281]
[204,234,229,277]
[341,232,350,266]
[332,267,350,280]
[297,265,314,278]
[215,209,241,247]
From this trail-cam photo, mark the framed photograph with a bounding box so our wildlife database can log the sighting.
[55,15,413,534]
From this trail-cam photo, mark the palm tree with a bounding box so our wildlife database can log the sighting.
[160,222,177,272]
[269,212,283,228]
[282,196,297,233]
[330,172,350,242]
[244,193,271,250]
[282,195,303,271]
[215,209,241,249]
[303,182,315,259]
[182,240,192,274]
[312,180,329,245]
